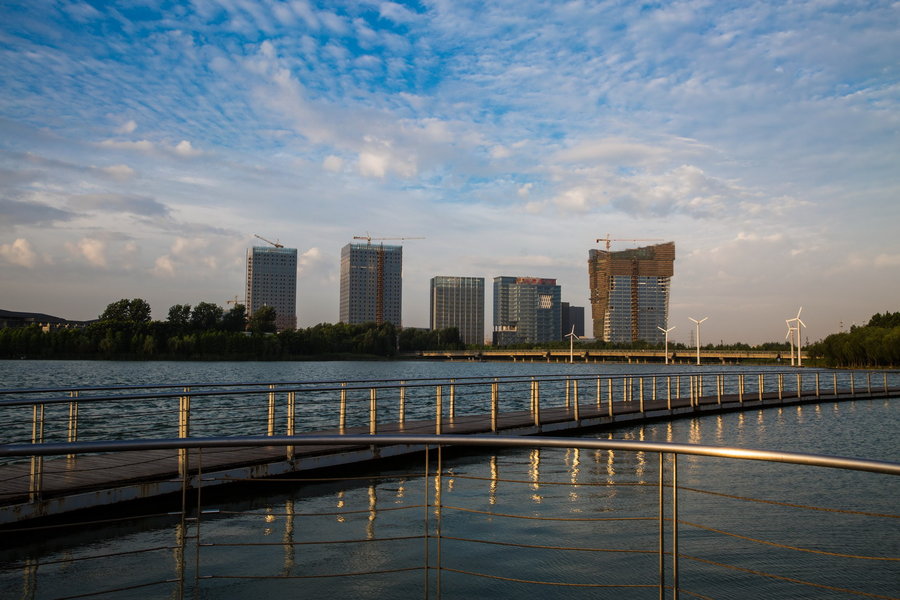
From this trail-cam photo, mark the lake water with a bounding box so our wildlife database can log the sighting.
[0,361,897,599]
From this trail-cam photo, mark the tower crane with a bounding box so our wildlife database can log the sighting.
[595,234,663,251]
[352,234,425,245]
[254,234,283,248]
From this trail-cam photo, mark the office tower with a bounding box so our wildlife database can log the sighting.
[560,302,585,339]
[492,276,561,345]
[245,245,298,331]
[340,243,402,326]
[588,241,675,343]
[430,276,484,345]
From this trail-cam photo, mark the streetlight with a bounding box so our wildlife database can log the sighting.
[689,317,707,365]
[657,325,675,365]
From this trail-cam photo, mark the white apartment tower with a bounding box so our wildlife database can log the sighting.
[340,243,402,326]
[245,245,298,331]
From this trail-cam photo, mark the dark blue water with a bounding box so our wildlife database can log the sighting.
[0,361,897,599]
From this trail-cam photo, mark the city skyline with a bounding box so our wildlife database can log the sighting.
[1,2,898,346]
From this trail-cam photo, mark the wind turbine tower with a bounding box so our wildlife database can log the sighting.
[689,317,707,365]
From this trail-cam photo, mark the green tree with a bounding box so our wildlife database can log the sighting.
[249,306,277,334]
[190,302,224,331]
[222,304,247,332]
[99,298,152,322]
[167,304,192,331]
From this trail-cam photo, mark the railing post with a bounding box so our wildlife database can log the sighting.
[716,375,722,405]
[738,374,744,404]
[658,452,665,600]
[672,453,679,600]
[867,372,872,396]
[449,379,456,421]
[435,385,443,434]
[688,376,693,408]
[608,379,614,418]
[698,375,703,407]
[623,377,628,405]
[759,374,764,402]
[573,379,580,421]
[286,391,296,461]
[29,403,45,503]
[369,388,377,435]
[399,381,406,428]
[565,378,571,409]
[178,387,190,479]
[816,373,821,398]
[653,376,657,404]
[596,377,602,410]
[533,380,541,427]
[797,373,802,399]
[778,374,783,401]
[675,376,680,400]
[491,381,499,432]
[339,383,347,432]
[833,372,838,396]
[267,384,276,437]
[67,390,79,460]
[666,376,672,411]
[639,378,644,413]
[850,373,855,396]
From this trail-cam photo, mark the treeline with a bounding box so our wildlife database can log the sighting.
[808,312,900,367]
[0,298,463,360]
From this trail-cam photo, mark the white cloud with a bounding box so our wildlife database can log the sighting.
[0,238,38,267]
[517,183,533,197]
[67,238,108,268]
[115,120,137,134]
[323,155,344,172]
[173,140,202,157]
[152,254,176,277]
[96,164,136,181]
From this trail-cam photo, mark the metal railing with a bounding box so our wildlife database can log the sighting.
[3,369,899,503]
[0,434,897,599]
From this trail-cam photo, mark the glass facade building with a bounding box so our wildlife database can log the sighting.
[588,242,675,343]
[245,246,297,331]
[492,276,561,345]
[340,243,402,326]
[430,276,484,345]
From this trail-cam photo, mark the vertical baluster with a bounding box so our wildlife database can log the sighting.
[758,374,763,402]
[369,388,377,435]
[833,372,838,396]
[716,375,722,405]
[399,381,406,428]
[867,372,872,396]
[491,381,499,432]
[797,373,802,398]
[533,380,541,427]
[850,373,855,396]
[29,403,45,503]
[267,384,276,437]
[639,378,644,413]
[573,380,580,421]
[435,385,443,434]
[608,379,614,418]
[778,374,784,401]
[596,377,602,410]
[738,375,744,404]
[816,373,820,398]
[286,391,296,461]
[178,387,190,479]
[653,376,657,404]
[449,379,456,421]
[672,453,679,600]
[667,376,672,411]
[339,383,347,433]
[67,391,79,460]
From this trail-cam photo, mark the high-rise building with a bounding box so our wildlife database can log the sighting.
[492,276,561,345]
[430,276,484,345]
[245,245,298,331]
[588,242,675,343]
[340,243,402,326]
[560,302,585,339]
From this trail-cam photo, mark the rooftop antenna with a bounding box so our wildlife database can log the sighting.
[565,325,579,363]
[657,325,675,365]
[689,317,707,365]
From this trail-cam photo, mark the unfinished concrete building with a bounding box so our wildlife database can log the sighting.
[588,242,675,343]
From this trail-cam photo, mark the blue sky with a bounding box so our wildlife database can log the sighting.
[1,0,898,344]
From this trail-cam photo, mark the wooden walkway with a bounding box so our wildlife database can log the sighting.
[1,386,896,525]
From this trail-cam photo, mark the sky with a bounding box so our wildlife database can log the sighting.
[1,0,898,345]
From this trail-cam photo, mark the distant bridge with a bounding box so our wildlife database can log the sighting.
[415,348,803,364]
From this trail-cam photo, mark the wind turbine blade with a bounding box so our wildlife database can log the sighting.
[797,307,803,319]
[797,319,806,328]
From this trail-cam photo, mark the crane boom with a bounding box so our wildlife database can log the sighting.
[353,235,425,245]
[595,234,664,251]
[254,234,283,248]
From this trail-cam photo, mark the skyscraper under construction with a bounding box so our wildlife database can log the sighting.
[340,242,402,326]
[588,241,675,343]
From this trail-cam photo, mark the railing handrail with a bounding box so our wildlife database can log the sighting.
[0,368,887,407]
[4,434,899,475]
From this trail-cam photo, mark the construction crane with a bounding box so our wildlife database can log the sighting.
[352,234,425,245]
[226,295,242,305]
[352,234,424,325]
[595,234,663,252]
[254,234,283,248]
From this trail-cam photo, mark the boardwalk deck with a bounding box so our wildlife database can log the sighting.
[1,386,896,525]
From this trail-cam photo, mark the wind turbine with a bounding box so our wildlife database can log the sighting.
[689,317,707,365]
[785,321,797,366]
[787,307,806,367]
[565,325,579,363]
[657,325,675,365]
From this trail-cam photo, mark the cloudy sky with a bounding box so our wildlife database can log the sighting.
[1,0,898,345]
